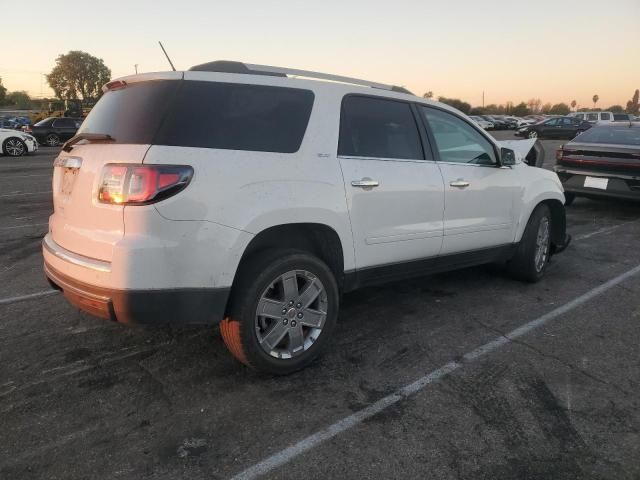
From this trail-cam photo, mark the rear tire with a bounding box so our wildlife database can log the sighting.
[507,204,552,283]
[220,249,339,375]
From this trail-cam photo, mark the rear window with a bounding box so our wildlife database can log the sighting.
[156,81,314,153]
[79,81,178,144]
[575,127,640,145]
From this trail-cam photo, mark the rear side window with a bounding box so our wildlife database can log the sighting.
[600,113,611,120]
[587,113,598,121]
[613,114,629,121]
[156,82,314,153]
[338,96,424,160]
[79,80,179,144]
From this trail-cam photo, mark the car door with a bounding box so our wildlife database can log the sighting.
[539,118,560,138]
[418,106,519,255]
[338,95,445,271]
[557,117,575,138]
[52,118,76,141]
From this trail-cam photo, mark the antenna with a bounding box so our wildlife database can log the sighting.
[158,41,176,71]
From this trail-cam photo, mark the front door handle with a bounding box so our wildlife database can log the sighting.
[450,180,470,188]
[351,178,379,188]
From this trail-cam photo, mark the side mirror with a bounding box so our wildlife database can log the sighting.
[500,147,516,166]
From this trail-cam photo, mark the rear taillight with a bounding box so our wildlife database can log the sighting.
[98,164,193,205]
[556,148,577,162]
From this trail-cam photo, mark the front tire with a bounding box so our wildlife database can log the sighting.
[508,204,552,283]
[2,138,27,157]
[528,130,538,139]
[220,249,339,375]
[45,134,60,147]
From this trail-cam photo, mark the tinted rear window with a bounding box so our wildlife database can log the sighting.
[79,81,178,144]
[575,127,640,145]
[156,81,314,153]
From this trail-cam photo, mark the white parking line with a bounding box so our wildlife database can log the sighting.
[0,290,58,306]
[0,191,52,198]
[0,222,48,231]
[574,219,639,241]
[230,262,640,480]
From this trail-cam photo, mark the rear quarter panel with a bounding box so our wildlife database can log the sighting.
[145,86,356,272]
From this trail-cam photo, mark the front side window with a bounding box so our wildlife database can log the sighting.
[421,107,496,165]
[338,96,424,160]
[53,118,75,128]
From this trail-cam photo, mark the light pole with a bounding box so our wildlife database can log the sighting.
[134,64,138,74]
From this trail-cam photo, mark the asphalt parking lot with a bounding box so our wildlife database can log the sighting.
[2,134,640,480]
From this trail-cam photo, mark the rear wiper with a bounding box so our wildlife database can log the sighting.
[62,133,115,152]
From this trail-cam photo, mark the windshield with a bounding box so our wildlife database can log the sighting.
[575,126,640,146]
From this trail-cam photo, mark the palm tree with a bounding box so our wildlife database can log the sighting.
[571,100,577,111]
[592,94,599,109]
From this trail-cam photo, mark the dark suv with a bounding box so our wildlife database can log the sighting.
[30,117,83,146]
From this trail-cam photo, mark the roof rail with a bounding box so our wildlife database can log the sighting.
[188,60,413,95]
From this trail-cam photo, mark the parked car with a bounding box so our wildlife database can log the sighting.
[0,119,19,130]
[43,61,569,374]
[30,117,83,146]
[0,128,38,156]
[481,115,508,129]
[555,123,640,205]
[568,111,614,124]
[516,116,592,139]
[469,115,494,130]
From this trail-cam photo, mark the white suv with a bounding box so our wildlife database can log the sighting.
[43,61,569,374]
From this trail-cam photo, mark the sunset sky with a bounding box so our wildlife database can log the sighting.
[1,0,638,109]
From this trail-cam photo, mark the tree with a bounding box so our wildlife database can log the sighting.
[5,91,32,109]
[541,102,552,114]
[0,77,6,106]
[627,89,639,115]
[46,51,111,103]
[592,94,599,109]
[607,105,624,113]
[437,96,471,114]
[422,91,433,99]
[571,100,577,111]
[527,98,542,114]
[512,102,530,116]
[549,103,570,115]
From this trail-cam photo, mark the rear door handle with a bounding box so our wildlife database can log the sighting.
[351,178,379,188]
[449,180,470,188]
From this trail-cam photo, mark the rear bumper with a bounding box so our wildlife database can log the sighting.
[555,167,640,201]
[44,261,230,326]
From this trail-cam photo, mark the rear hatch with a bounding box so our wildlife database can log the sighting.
[49,73,182,261]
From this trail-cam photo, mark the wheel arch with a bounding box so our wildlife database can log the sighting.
[516,197,566,251]
[229,223,346,300]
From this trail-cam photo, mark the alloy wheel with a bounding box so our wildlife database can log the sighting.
[254,269,328,359]
[5,139,26,156]
[46,134,60,147]
[528,131,538,139]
